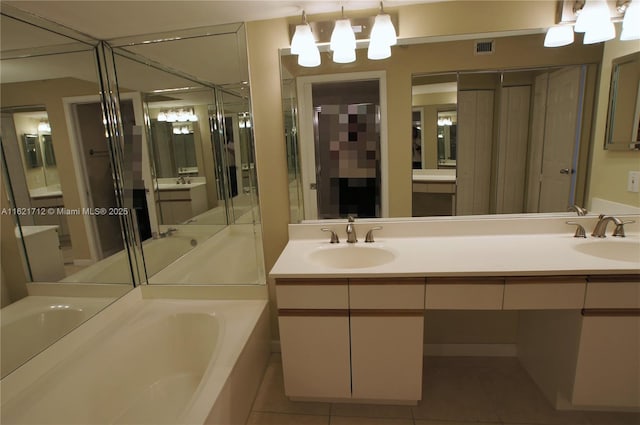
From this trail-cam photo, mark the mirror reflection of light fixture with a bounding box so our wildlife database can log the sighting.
[330,7,357,64]
[37,120,51,132]
[368,2,397,60]
[158,108,197,123]
[291,11,321,67]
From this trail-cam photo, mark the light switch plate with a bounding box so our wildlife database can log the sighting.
[628,171,640,193]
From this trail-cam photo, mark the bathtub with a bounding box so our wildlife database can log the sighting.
[0,295,115,379]
[0,288,270,425]
[149,224,265,285]
[61,225,225,283]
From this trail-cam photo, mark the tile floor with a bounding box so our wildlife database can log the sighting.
[246,354,639,425]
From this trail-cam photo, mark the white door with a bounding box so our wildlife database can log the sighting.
[538,66,584,212]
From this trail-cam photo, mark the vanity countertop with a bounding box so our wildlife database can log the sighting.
[412,169,456,183]
[156,181,206,190]
[270,216,640,279]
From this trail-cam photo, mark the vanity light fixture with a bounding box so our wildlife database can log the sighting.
[368,2,397,60]
[330,7,357,64]
[544,0,638,47]
[621,0,640,39]
[37,120,51,132]
[291,11,321,67]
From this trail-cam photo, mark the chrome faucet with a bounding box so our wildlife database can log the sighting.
[568,205,587,216]
[321,228,340,243]
[346,215,357,243]
[591,214,629,238]
[159,227,178,238]
[176,176,186,184]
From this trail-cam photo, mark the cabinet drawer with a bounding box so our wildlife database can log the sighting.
[276,279,348,309]
[503,277,586,310]
[349,278,424,310]
[425,278,503,310]
[585,276,640,309]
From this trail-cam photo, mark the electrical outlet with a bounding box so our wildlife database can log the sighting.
[628,171,640,193]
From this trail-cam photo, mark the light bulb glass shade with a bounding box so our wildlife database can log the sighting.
[370,14,397,47]
[583,19,616,43]
[291,24,315,55]
[544,25,575,47]
[333,47,356,63]
[37,121,51,132]
[298,45,321,67]
[330,19,356,51]
[574,0,610,33]
[367,42,391,60]
[621,1,640,40]
[157,111,167,121]
[166,111,178,122]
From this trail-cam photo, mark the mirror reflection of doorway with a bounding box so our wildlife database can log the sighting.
[298,76,385,219]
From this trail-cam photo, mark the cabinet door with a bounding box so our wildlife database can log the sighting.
[572,314,640,408]
[350,313,423,401]
[278,313,351,399]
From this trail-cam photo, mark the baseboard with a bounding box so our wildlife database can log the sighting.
[424,343,517,357]
[271,340,517,357]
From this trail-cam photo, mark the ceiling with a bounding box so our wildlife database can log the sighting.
[4,1,438,41]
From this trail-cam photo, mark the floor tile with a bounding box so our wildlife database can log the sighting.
[482,363,589,425]
[250,357,331,416]
[330,403,413,419]
[413,366,501,423]
[330,416,413,425]
[586,411,640,425]
[246,412,329,425]
[415,421,501,425]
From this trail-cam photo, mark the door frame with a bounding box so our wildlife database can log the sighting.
[296,71,389,220]
[63,92,153,261]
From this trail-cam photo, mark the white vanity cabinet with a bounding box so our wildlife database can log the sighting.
[276,278,425,403]
[276,279,351,399]
[571,275,640,409]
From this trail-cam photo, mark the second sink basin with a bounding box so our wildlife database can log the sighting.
[308,245,396,269]
[573,239,640,263]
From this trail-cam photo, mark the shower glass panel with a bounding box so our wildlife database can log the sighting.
[312,80,381,219]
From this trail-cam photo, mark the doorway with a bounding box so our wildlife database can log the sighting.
[297,72,388,220]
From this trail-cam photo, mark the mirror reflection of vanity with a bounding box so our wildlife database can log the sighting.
[282,32,610,221]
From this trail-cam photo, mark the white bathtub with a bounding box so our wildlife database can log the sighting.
[0,288,269,425]
[0,295,115,378]
[61,225,225,283]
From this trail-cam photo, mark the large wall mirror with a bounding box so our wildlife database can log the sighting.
[0,9,133,378]
[606,51,640,150]
[282,32,607,222]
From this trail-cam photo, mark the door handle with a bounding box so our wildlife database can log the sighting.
[310,183,317,190]
[560,168,575,175]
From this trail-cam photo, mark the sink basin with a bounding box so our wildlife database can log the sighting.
[573,240,640,263]
[308,245,396,269]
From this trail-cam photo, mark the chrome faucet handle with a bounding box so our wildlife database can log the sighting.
[612,220,635,238]
[364,226,383,243]
[568,205,587,216]
[566,221,586,238]
[321,228,340,243]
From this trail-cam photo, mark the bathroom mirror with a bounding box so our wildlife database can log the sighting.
[22,134,42,168]
[281,32,607,222]
[0,8,134,378]
[605,51,640,150]
[110,24,264,285]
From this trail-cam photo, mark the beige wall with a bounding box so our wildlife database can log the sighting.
[587,31,640,209]
[2,77,103,261]
[247,1,609,343]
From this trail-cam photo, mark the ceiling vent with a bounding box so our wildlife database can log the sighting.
[474,40,494,55]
